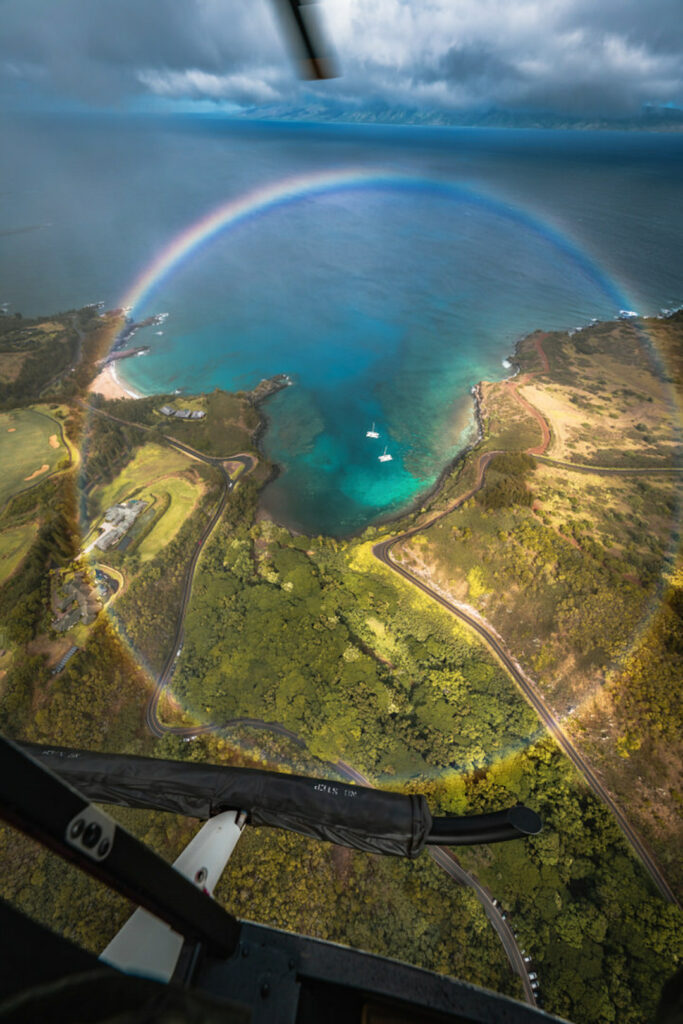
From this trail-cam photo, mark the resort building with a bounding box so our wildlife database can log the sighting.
[52,573,101,632]
[158,406,206,420]
[95,499,146,551]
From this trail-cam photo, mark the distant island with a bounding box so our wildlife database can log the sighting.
[234,102,683,133]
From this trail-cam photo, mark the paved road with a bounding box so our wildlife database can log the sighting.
[80,401,256,736]
[144,452,254,738]
[372,479,679,907]
[336,760,537,1004]
[429,848,536,1002]
[82,398,247,470]
[534,455,683,475]
[83,402,540,999]
[84,396,678,1007]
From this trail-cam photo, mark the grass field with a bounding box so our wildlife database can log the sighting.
[479,380,543,453]
[87,442,205,561]
[397,314,683,897]
[516,318,682,466]
[0,522,38,585]
[137,478,202,562]
[0,408,67,507]
[160,391,258,457]
[90,443,196,518]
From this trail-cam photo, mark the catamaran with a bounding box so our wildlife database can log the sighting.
[366,422,379,439]
[378,446,392,463]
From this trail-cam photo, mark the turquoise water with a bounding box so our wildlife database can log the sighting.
[123,181,623,534]
[2,116,682,535]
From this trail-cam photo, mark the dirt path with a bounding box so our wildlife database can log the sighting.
[533,332,551,373]
[503,379,551,455]
[371,362,678,907]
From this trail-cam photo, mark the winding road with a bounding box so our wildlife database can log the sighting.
[337,759,538,1002]
[143,451,254,738]
[83,404,539,1002]
[84,383,680,1006]
[90,385,680,1002]
[372,388,680,907]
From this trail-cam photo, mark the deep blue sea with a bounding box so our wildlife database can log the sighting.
[2,115,682,535]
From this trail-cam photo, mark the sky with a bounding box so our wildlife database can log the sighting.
[1,0,682,120]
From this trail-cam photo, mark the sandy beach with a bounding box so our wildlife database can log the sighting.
[88,361,143,401]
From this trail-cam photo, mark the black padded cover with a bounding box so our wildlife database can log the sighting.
[22,745,431,858]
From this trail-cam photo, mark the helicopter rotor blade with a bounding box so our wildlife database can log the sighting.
[275,0,339,80]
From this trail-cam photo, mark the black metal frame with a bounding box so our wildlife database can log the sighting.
[0,736,240,958]
[0,735,570,1023]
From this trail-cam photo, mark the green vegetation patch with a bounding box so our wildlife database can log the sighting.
[402,464,679,691]
[0,408,67,507]
[0,315,77,407]
[104,389,259,459]
[171,502,538,773]
[163,390,258,456]
[137,478,202,562]
[476,452,536,510]
[150,475,681,1024]
[88,442,195,521]
[0,305,110,408]
[457,737,682,1024]
[0,521,39,585]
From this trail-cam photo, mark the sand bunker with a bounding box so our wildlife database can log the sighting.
[7,428,16,433]
[24,464,50,481]
[49,434,60,449]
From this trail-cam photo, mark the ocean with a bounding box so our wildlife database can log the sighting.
[2,115,682,535]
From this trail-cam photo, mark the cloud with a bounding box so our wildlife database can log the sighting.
[0,0,283,103]
[1,0,681,117]
[138,68,283,105]
[559,0,683,58]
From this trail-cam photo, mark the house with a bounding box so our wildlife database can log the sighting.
[54,607,81,633]
[104,506,127,525]
[55,589,75,613]
[95,500,147,550]
[158,405,206,420]
[95,525,125,550]
[52,571,103,634]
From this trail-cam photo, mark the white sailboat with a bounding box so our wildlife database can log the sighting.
[366,422,379,439]
[378,446,392,463]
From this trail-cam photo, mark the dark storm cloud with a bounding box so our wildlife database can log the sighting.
[1,0,285,103]
[419,46,522,88]
[560,0,683,56]
[1,0,682,117]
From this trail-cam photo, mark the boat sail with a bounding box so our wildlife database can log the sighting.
[366,422,379,439]
[378,446,392,463]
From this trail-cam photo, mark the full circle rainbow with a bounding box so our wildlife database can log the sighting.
[120,167,626,316]
[111,167,683,769]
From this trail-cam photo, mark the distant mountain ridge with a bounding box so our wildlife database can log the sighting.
[236,102,683,132]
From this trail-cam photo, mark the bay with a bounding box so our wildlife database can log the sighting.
[1,115,681,534]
